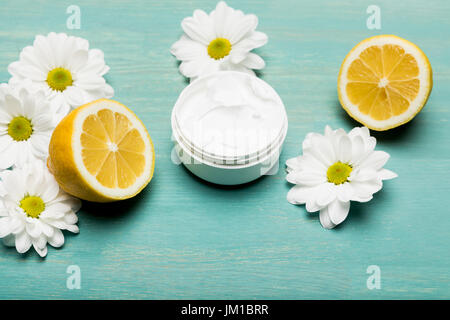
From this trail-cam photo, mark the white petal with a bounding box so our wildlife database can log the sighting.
[0,217,12,237]
[48,192,73,204]
[335,183,355,202]
[20,91,38,118]
[233,31,268,52]
[3,94,23,117]
[378,169,397,180]
[286,171,301,184]
[287,185,314,205]
[350,168,378,182]
[171,35,207,61]
[10,217,25,235]
[65,224,79,233]
[72,34,89,51]
[327,199,350,225]
[25,220,42,238]
[350,135,365,165]
[33,243,47,257]
[29,134,50,159]
[240,52,265,69]
[78,84,112,102]
[295,171,327,186]
[360,127,371,138]
[349,126,370,139]
[48,228,64,248]
[315,183,336,207]
[33,34,55,70]
[286,156,302,172]
[350,180,382,202]
[181,10,214,45]
[360,151,390,170]
[229,49,248,64]
[305,196,322,212]
[300,153,327,172]
[87,48,104,61]
[211,1,233,38]
[18,65,46,81]
[41,203,71,219]
[67,197,82,212]
[103,84,114,98]
[37,220,54,238]
[41,178,60,203]
[0,204,8,216]
[302,132,315,150]
[78,49,107,75]
[49,34,69,67]
[324,125,333,137]
[31,233,48,256]
[308,134,336,166]
[31,113,54,131]
[337,135,352,163]
[1,162,26,199]
[0,134,13,154]
[13,141,35,167]
[33,234,48,249]
[8,61,24,78]
[0,108,12,124]
[15,231,32,253]
[64,212,78,225]
[179,58,209,78]
[224,64,256,76]
[73,74,105,89]
[49,93,70,118]
[365,137,377,154]
[68,49,88,72]
[63,86,86,108]
[228,14,258,44]
[43,218,68,230]
[319,206,336,229]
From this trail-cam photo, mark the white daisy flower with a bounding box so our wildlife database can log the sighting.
[286,126,397,229]
[0,82,55,170]
[8,32,113,120]
[0,161,81,257]
[171,1,268,80]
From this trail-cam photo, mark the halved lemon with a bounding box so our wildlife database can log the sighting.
[48,99,155,202]
[338,35,432,131]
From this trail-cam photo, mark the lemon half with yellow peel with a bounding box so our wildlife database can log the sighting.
[48,99,155,202]
[338,35,432,131]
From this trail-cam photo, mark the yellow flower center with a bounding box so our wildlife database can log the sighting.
[46,67,73,91]
[327,161,352,185]
[20,195,45,219]
[207,38,232,60]
[8,116,33,141]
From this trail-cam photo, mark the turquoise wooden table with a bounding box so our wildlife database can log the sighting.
[0,0,449,299]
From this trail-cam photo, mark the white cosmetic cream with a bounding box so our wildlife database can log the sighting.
[172,71,288,185]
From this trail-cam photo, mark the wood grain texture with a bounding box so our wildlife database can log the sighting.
[0,0,449,299]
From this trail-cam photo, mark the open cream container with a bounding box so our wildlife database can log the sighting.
[171,71,288,185]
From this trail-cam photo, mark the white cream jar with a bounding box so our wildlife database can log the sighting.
[171,71,288,185]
